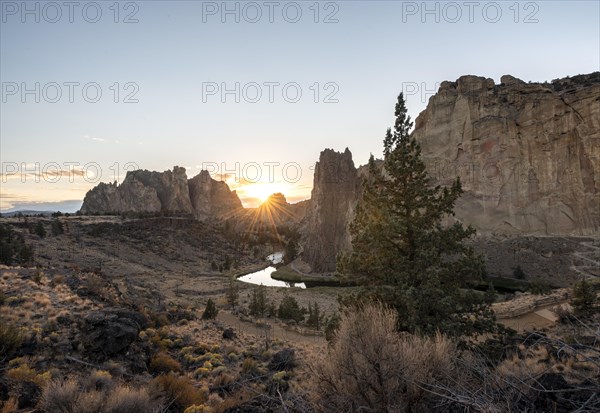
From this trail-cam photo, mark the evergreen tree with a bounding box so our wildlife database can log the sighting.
[202,298,219,319]
[572,278,597,316]
[307,302,323,330]
[284,239,298,264]
[277,295,305,323]
[338,93,498,338]
[223,255,232,271]
[249,285,268,317]
[34,222,46,238]
[226,278,239,311]
[51,219,64,236]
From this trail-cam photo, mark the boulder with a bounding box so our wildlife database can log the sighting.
[80,308,147,359]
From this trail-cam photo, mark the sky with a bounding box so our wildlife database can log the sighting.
[1,0,599,211]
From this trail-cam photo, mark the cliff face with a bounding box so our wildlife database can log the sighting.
[79,179,162,214]
[126,166,193,214]
[301,73,600,272]
[188,170,243,219]
[413,73,600,235]
[81,167,242,219]
[302,148,360,273]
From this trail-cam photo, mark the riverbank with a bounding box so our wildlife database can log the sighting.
[271,265,355,287]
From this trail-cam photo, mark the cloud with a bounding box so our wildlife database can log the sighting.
[83,135,104,142]
[0,168,88,181]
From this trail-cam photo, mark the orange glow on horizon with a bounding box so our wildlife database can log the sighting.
[228,181,303,207]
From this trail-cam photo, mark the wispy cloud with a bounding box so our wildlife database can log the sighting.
[0,167,88,181]
[83,135,105,142]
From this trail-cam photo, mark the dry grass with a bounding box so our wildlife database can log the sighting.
[152,373,206,410]
[313,304,457,412]
[104,386,155,413]
[38,379,159,413]
[149,352,182,375]
[0,397,19,413]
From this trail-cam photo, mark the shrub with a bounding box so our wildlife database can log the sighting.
[323,313,340,342]
[277,295,304,323]
[202,299,218,320]
[184,405,213,413]
[529,278,552,295]
[0,223,33,265]
[39,379,159,413]
[104,386,154,413]
[83,370,114,392]
[39,379,80,412]
[241,358,259,375]
[74,391,104,412]
[0,397,18,413]
[0,322,23,360]
[149,352,182,375]
[153,373,205,411]
[314,304,456,412]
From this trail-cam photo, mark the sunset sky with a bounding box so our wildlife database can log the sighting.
[1,1,598,212]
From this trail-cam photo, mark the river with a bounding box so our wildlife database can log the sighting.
[237,252,306,288]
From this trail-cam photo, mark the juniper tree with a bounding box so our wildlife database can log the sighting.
[338,93,498,338]
[202,298,218,320]
[572,278,597,316]
[249,285,268,317]
[226,278,239,311]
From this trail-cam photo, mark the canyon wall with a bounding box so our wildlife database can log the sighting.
[413,73,599,236]
[302,73,600,272]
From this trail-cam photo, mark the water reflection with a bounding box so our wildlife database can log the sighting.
[237,252,306,289]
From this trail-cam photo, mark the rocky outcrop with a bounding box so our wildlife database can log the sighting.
[413,73,600,235]
[302,148,360,273]
[126,166,193,214]
[189,170,243,219]
[79,179,161,214]
[79,308,148,359]
[81,166,243,219]
[301,73,600,272]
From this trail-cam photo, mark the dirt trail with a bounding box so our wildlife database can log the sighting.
[216,311,325,347]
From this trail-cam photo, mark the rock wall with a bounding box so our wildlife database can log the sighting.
[126,166,193,214]
[413,73,599,235]
[80,166,242,219]
[302,148,360,273]
[301,73,600,272]
[189,170,243,219]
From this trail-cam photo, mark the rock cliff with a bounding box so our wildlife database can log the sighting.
[80,167,242,219]
[125,166,193,214]
[301,73,600,272]
[302,148,360,273]
[188,170,243,219]
[413,73,599,235]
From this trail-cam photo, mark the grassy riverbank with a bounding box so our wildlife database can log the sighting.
[271,265,354,287]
